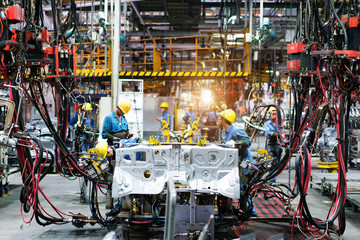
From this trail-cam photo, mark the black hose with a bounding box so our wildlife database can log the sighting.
[304,0,311,43]
[34,82,85,177]
[51,0,58,45]
[314,1,327,44]
[330,0,348,49]
[344,95,351,172]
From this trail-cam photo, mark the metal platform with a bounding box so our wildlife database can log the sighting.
[231,193,332,240]
[310,172,360,211]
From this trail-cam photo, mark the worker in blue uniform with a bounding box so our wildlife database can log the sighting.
[217,109,257,217]
[102,100,133,145]
[156,101,172,130]
[69,103,95,152]
[156,101,172,141]
[218,109,253,162]
[264,107,282,182]
[264,107,282,164]
[206,104,219,124]
[183,103,196,124]
[205,104,219,140]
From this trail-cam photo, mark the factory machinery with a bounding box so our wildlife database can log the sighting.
[0,0,359,239]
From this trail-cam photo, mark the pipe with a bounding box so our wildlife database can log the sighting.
[130,2,144,25]
[124,2,127,38]
[105,0,108,71]
[130,2,154,38]
[244,0,248,28]
[91,0,94,37]
[189,1,297,16]
[260,0,264,28]
[249,0,253,72]
[111,0,120,109]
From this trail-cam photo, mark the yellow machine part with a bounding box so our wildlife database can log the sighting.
[315,162,338,173]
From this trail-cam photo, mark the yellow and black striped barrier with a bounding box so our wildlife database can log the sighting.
[78,70,249,79]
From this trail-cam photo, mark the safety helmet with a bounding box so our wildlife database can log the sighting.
[189,103,194,107]
[268,106,277,114]
[82,103,93,111]
[160,102,169,108]
[219,109,236,123]
[221,103,227,110]
[118,100,131,114]
[95,141,108,158]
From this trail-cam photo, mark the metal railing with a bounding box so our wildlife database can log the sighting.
[75,31,248,74]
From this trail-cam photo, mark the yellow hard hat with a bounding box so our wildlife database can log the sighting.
[82,103,93,111]
[189,103,194,107]
[219,109,236,123]
[118,100,131,114]
[160,102,169,108]
[268,106,277,114]
[95,141,108,158]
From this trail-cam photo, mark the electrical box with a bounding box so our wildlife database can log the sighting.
[6,6,24,22]
[287,41,317,71]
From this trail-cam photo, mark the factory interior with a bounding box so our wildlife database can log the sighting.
[1,0,360,239]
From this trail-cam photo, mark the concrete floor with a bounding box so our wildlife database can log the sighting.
[1,137,360,240]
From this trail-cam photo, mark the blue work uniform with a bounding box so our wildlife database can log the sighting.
[70,112,94,128]
[264,120,277,138]
[161,111,172,129]
[222,124,257,216]
[159,111,172,141]
[264,120,282,182]
[102,110,129,139]
[207,111,219,124]
[183,110,196,123]
[264,120,282,162]
[206,111,219,139]
[223,124,253,162]
[69,112,95,152]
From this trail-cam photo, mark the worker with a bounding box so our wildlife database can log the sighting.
[219,103,227,111]
[79,141,114,203]
[217,109,257,216]
[264,107,282,182]
[205,104,219,140]
[94,141,115,159]
[156,101,172,130]
[183,103,196,124]
[206,104,219,124]
[69,103,95,152]
[102,100,133,145]
[217,109,252,162]
[264,107,282,163]
[93,141,116,171]
[94,142,123,218]
[91,141,118,210]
